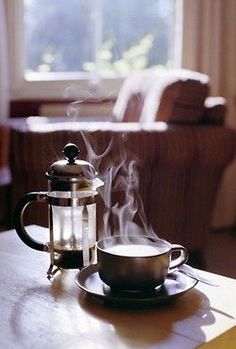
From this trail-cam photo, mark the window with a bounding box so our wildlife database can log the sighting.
[7,0,183,99]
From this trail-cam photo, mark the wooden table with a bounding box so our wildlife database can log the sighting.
[0,225,236,349]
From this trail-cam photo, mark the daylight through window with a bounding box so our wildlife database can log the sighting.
[24,0,179,79]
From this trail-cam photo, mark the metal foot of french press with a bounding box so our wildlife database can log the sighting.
[47,264,61,281]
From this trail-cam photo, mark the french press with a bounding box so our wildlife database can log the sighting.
[13,143,103,278]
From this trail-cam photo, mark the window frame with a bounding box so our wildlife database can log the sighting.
[6,0,183,100]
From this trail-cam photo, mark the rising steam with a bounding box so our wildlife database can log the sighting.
[80,131,154,238]
[65,84,154,238]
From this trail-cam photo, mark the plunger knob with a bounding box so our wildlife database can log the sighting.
[62,143,80,164]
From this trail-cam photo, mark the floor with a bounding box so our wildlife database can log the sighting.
[204,228,236,279]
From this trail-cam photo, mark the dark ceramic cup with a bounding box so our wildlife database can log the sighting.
[96,235,188,291]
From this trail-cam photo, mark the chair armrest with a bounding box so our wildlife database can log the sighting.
[202,97,226,125]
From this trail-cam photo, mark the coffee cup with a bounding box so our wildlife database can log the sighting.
[96,235,188,291]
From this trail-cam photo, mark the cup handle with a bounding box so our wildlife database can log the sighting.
[13,192,49,252]
[169,244,189,270]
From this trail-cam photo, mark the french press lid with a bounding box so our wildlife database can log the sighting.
[46,143,103,191]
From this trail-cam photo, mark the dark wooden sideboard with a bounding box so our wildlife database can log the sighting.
[10,97,116,118]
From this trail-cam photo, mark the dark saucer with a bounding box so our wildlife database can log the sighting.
[75,264,198,307]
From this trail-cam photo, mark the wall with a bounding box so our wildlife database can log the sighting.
[182,0,236,228]
[0,0,9,120]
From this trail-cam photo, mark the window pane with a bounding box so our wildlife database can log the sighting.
[24,0,176,77]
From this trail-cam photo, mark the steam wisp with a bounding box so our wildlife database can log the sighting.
[81,131,155,242]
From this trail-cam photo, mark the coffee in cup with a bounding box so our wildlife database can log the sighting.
[96,235,188,291]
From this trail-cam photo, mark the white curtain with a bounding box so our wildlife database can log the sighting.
[0,0,9,120]
[182,0,236,228]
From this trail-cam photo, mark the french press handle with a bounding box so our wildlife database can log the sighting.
[13,192,49,252]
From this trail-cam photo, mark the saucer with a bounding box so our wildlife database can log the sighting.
[75,264,198,307]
